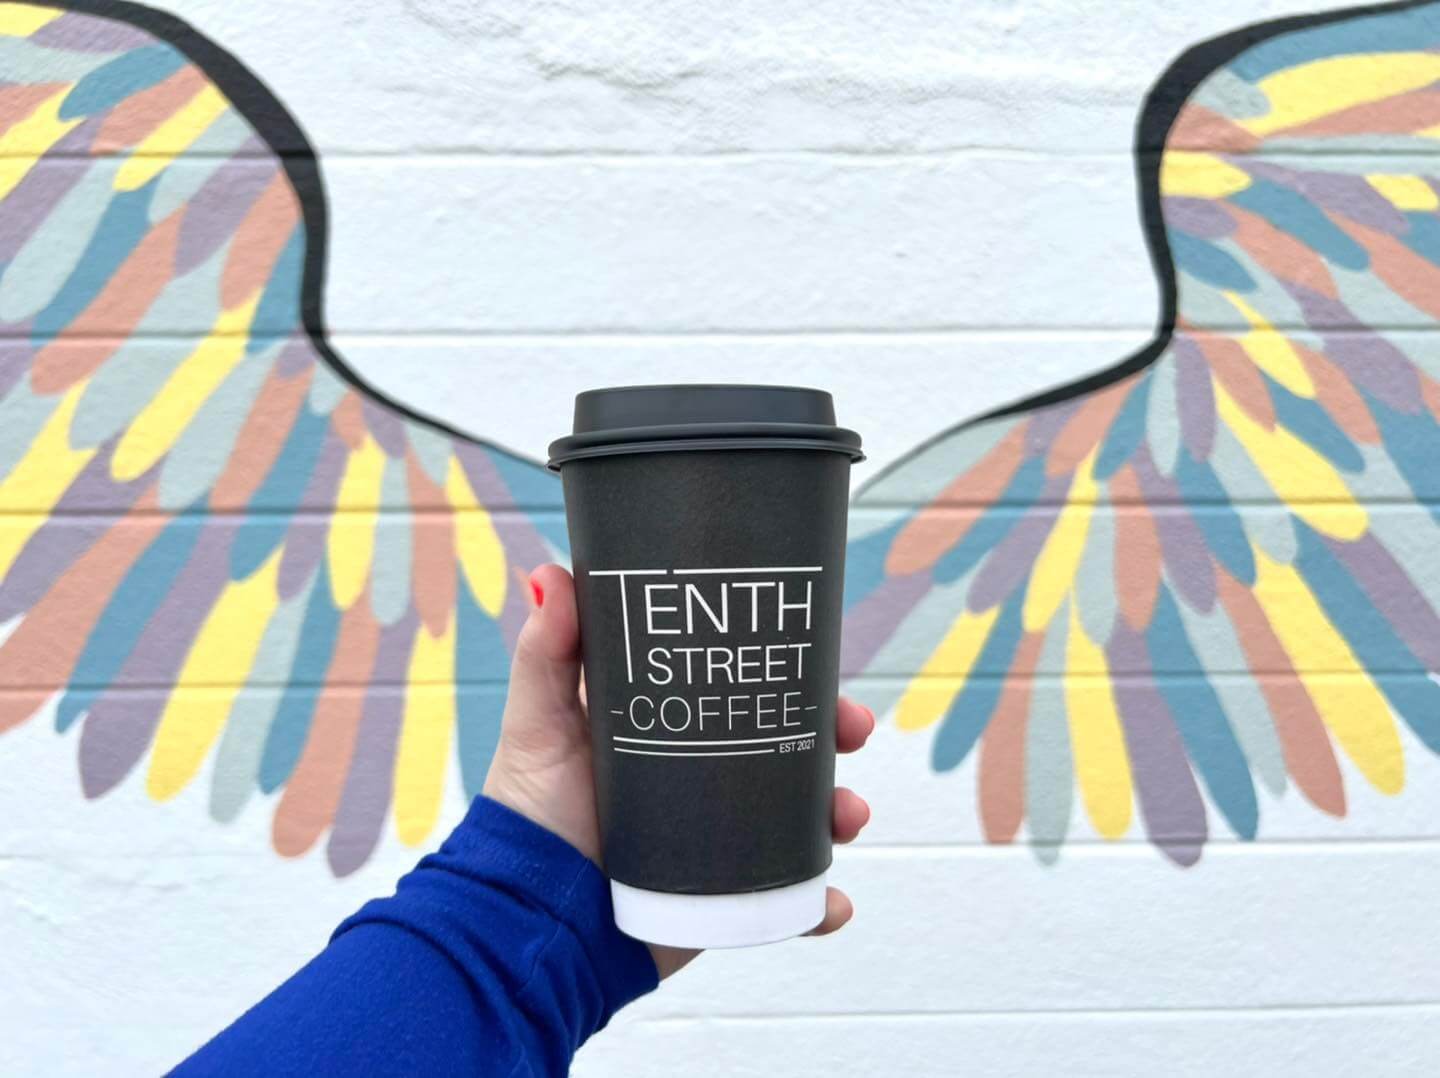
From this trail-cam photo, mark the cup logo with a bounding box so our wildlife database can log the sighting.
[588,567,825,760]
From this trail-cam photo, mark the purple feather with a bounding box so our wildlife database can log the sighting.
[967,474,1071,612]
[840,571,931,677]
[1287,286,1422,413]
[1164,197,1236,240]
[455,442,513,505]
[0,337,32,400]
[1173,338,1216,460]
[362,398,409,458]
[277,517,327,601]
[298,431,346,511]
[275,334,315,379]
[327,612,417,876]
[1134,448,1216,613]
[31,13,156,51]
[174,148,274,275]
[1107,626,1207,865]
[1249,161,1409,236]
[1327,533,1440,670]
[1024,400,1079,455]
[0,119,99,265]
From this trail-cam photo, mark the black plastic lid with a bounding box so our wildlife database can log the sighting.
[547,384,864,469]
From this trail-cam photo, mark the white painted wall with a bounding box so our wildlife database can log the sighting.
[2,2,1438,1075]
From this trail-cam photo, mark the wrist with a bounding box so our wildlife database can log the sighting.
[482,751,603,865]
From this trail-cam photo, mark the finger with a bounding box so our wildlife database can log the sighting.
[521,564,580,663]
[831,786,870,844]
[805,887,854,937]
[501,565,583,741]
[836,697,875,754]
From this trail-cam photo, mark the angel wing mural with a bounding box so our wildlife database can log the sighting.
[4,0,1440,877]
[0,0,566,875]
[844,0,1440,865]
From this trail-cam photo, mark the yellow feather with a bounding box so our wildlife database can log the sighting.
[1023,450,1096,632]
[0,87,81,200]
[0,384,97,579]
[146,550,283,801]
[1213,381,1366,540]
[0,3,62,35]
[1064,605,1133,839]
[115,85,231,191]
[894,603,1001,731]
[446,457,508,616]
[111,297,259,481]
[327,435,385,610]
[1366,174,1440,212]
[1225,294,1315,398]
[1251,547,1403,795]
[1158,152,1250,199]
[1244,53,1440,136]
[394,625,456,845]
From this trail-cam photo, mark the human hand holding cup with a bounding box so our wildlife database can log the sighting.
[482,562,874,976]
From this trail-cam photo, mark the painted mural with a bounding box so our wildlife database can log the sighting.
[1,0,1439,875]
[844,0,1440,864]
[0,0,567,876]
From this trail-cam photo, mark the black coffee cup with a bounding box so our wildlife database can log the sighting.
[548,385,863,947]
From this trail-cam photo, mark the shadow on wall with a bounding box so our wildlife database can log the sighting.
[2,0,1439,874]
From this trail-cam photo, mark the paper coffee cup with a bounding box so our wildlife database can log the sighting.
[548,385,863,949]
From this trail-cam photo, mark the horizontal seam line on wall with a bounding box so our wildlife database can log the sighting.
[0,679,507,692]
[834,837,1440,849]
[838,840,1440,856]
[10,326,1436,339]
[0,670,1430,692]
[3,839,1438,860]
[630,1000,1440,1025]
[851,496,1440,509]
[842,669,1440,683]
[0,498,1434,518]
[4,148,1435,161]
[0,507,566,517]
[4,671,1436,694]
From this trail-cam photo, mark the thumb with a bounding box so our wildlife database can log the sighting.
[500,564,584,745]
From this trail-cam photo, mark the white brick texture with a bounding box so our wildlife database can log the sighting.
[2,3,1436,1076]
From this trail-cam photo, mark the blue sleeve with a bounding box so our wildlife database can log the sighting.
[173,797,659,1077]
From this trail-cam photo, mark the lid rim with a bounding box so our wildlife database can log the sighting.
[552,385,862,469]
[548,435,865,469]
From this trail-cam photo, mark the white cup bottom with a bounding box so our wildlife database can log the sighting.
[610,873,828,949]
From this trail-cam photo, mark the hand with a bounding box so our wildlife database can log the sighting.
[483,564,874,980]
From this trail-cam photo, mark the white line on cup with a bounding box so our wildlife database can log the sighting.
[671,566,823,575]
[613,731,814,747]
[614,747,777,757]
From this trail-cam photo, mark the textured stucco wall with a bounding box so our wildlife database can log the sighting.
[3,2,1439,1075]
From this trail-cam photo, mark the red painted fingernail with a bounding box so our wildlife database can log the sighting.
[530,578,545,608]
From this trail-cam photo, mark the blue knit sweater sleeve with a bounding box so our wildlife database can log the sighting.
[173,797,659,1077]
